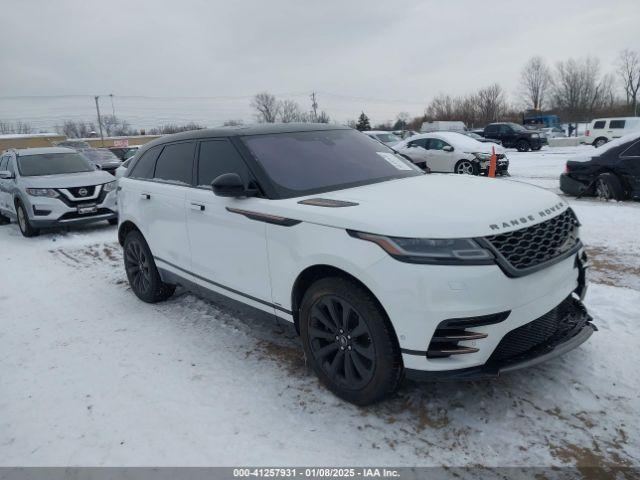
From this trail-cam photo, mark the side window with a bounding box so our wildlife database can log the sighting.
[593,121,606,129]
[7,157,15,175]
[498,125,511,134]
[621,140,640,158]
[485,125,498,134]
[408,138,428,149]
[0,155,7,171]
[428,139,449,150]
[154,142,196,185]
[197,140,250,187]
[129,146,162,180]
[609,120,626,129]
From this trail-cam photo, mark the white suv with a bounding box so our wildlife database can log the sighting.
[117,124,594,405]
[585,117,640,147]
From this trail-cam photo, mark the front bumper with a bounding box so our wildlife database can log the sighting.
[363,245,592,375]
[480,159,509,176]
[405,295,595,381]
[24,189,117,228]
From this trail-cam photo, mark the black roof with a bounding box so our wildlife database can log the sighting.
[140,123,350,152]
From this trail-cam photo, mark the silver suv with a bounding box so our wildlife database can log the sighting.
[0,147,118,237]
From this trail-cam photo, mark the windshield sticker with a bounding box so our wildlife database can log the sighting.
[376,152,413,170]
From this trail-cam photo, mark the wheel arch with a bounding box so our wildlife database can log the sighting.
[118,220,141,246]
[592,136,608,146]
[290,264,399,347]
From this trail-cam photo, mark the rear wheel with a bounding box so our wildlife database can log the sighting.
[123,230,175,303]
[593,138,608,148]
[15,200,39,237]
[299,277,403,405]
[594,172,625,201]
[516,139,531,152]
[454,159,479,175]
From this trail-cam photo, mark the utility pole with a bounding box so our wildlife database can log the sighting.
[310,92,318,122]
[94,95,105,147]
[109,93,116,117]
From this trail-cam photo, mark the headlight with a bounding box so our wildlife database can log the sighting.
[531,133,539,138]
[26,188,59,198]
[103,181,117,192]
[472,152,491,161]
[348,231,494,265]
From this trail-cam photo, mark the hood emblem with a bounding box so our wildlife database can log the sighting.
[78,188,88,197]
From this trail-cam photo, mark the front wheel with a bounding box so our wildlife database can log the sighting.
[455,159,479,175]
[299,277,403,405]
[124,230,176,303]
[15,201,39,237]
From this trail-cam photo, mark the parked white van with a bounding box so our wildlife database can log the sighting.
[584,117,640,147]
[420,121,466,133]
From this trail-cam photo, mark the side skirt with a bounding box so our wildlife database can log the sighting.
[157,266,281,326]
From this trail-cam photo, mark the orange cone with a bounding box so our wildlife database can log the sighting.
[488,145,497,178]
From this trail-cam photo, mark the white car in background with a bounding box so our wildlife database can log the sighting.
[584,117,640,147]
[394,131,509,176]
[364,130,402,146]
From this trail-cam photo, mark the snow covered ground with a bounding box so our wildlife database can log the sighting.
[1,145,639,470]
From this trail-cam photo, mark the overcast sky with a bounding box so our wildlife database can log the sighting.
[1,0,639,123]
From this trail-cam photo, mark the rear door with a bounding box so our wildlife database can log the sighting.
[399,138,429,166]
[123,142,194,271]
[185,139,274,313]
[619,139,640,197]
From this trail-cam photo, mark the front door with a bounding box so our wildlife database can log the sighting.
[425,138,455,172]
[185,139,273,313]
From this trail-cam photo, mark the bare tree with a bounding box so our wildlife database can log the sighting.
[476,84,507,125]
[251,92,280,123]
[223,119,244,126]
[551,57,610,122]
[0,121,33,134]
[617,49,640,115]
[519,56,552,110]
[424,94,457,120]
[280,99,303,123]
[315,110,330,123]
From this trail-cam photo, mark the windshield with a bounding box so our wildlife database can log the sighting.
[375,133,401,143]
[242,129,422,197]
[508,123,528,132]
[80,149,121,165]
[17,153,95,176]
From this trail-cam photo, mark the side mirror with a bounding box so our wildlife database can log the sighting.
[212,173,257,198]
[0,170,13,180]
[443,145,454,152]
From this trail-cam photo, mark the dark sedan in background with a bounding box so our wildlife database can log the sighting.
[78,148,122,175]
[560,133,640,201]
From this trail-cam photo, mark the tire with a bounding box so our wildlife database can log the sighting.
[0,212,10,225]
[532,146,542,151]
[594,172,625,201]
[108,218,118,226]
[123,230,176,303]
[299,277,403,405]
[454,159,479,175]
[593,138,608,148]
[15,200,39,237]
[516,139,531,152]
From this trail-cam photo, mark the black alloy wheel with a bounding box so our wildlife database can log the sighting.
[308,295,376,390]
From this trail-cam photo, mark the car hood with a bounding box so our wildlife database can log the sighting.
[259,175,568,238]
[21,170,115,188]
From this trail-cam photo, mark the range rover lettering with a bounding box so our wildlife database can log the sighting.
[117,124,594,405]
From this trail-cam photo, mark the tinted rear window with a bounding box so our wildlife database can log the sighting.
[17,153,94,176]
[593,121,606,129]
[242,129,421,197]
[154,142,195,185]
[609,120,626,129]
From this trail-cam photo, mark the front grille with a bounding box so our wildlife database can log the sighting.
[66,185,97,198]
[485,208,579,271]
[489,295,590,364]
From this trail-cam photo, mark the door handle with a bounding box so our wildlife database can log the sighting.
[190,203,205,211]
[140,193,151,200]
